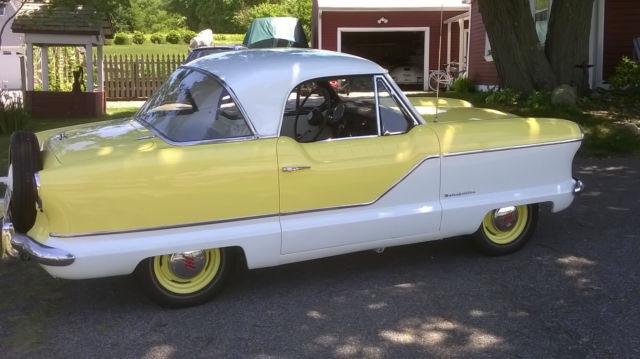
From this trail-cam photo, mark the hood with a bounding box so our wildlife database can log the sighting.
[43,119,156,166]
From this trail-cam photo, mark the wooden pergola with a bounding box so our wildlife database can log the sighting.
[11,3,114,117]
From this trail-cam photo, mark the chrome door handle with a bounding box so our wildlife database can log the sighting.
[282,166,311,172]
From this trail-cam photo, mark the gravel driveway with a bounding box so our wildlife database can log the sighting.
[1,156,639,358]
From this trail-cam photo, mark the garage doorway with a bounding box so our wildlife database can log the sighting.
[338,27,429,91]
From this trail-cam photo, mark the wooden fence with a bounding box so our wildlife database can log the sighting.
[100,54,186,100]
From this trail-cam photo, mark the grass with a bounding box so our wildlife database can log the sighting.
[98,33,245,57]
[99,43,189,57]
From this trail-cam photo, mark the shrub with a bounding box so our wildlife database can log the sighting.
[213,33,227,41]
[610,57,640,89]
[132,31,146,45]
[113,33,131,45]
[485,88,521,106]
[182,30,197,44]
[165,30,181,44]
[0,91,28,134]
[452,77,473,93]
[525,91,552,109]
[150,33,165,44]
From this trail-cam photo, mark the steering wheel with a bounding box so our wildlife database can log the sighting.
[294,86,331,142]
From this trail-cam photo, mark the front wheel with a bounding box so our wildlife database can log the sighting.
[135,247,232,308]
[471,204,538,256]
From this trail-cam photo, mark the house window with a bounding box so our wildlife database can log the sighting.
[532,0,552,43]
[484,34,493,62]
[0,5,6,16]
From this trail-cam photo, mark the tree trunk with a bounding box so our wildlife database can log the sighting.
[478,0,556,93]
[546,0,594,95]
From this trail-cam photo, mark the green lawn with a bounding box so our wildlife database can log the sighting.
[98,34,245,57]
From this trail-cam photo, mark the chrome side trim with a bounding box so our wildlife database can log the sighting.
[442,138,583,157]
[49,154,441,238]
[50,213,280,239]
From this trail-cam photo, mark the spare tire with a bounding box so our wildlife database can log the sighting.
[8,131,42,233]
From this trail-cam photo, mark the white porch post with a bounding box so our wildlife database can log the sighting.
[41,45,49,91]
[85,43,93,92]
[96,44,103,91]
[447,22,452,67]
[26,44,34,91]
[458,19,465,69]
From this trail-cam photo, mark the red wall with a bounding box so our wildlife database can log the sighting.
[25,91,106,118]
[603,0,640,80]
[467,0,499,87]
[320,10,466,71]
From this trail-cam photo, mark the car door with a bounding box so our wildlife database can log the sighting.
[278,75,442,254]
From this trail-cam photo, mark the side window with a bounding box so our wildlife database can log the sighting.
[376,78,414,135]
[281,75,379,142]
[138,69,252,142]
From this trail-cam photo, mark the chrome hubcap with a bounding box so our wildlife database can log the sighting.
[492,206,518,231]
[168,250,206,279]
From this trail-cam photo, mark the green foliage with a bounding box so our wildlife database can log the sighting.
[232,0,312,39]
[150,33,165,44]
[182,30,197,44]
[114,33,131,45]
[0,92,28,135]
[485,88,521,106]
[610,57,640,89]
[166,30,182,44]
[132,31,146,45]
[452,77,473,93]
[524,91,552,109]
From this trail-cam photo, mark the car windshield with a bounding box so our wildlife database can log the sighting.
[136,68,252,143]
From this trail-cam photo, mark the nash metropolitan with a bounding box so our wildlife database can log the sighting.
[1,49,583,307]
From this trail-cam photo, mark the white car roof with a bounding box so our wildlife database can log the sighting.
[186,49,386,137]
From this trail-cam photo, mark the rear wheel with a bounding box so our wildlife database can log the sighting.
[136,247,232,308]
[471,204,538,256]
[8,131,42,233]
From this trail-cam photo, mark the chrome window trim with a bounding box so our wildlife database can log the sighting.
[375,76,420,134]
[442,138,583,157]
[135,66,259,146]
[383,73,425,125]
[49,154,441,238]
[373,75,383,137]
[316,134,378,143]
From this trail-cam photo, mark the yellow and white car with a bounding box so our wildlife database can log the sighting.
[1,49,584,307]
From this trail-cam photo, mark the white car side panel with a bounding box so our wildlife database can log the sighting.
[280,158,442,254]
[439,142,580,237]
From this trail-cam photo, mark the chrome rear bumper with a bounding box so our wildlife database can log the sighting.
[573,177,585,195]
[1,221,75,266]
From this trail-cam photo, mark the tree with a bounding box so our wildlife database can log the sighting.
[478,0,594,94]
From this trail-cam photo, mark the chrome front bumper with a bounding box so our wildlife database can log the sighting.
[1,221,75,266]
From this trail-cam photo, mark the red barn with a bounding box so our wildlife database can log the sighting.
[312,0,470,90]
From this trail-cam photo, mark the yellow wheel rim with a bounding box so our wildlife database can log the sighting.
[153,249,222,294]
[481,205,529,245]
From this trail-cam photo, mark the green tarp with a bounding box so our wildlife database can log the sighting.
[242,17,309,49]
